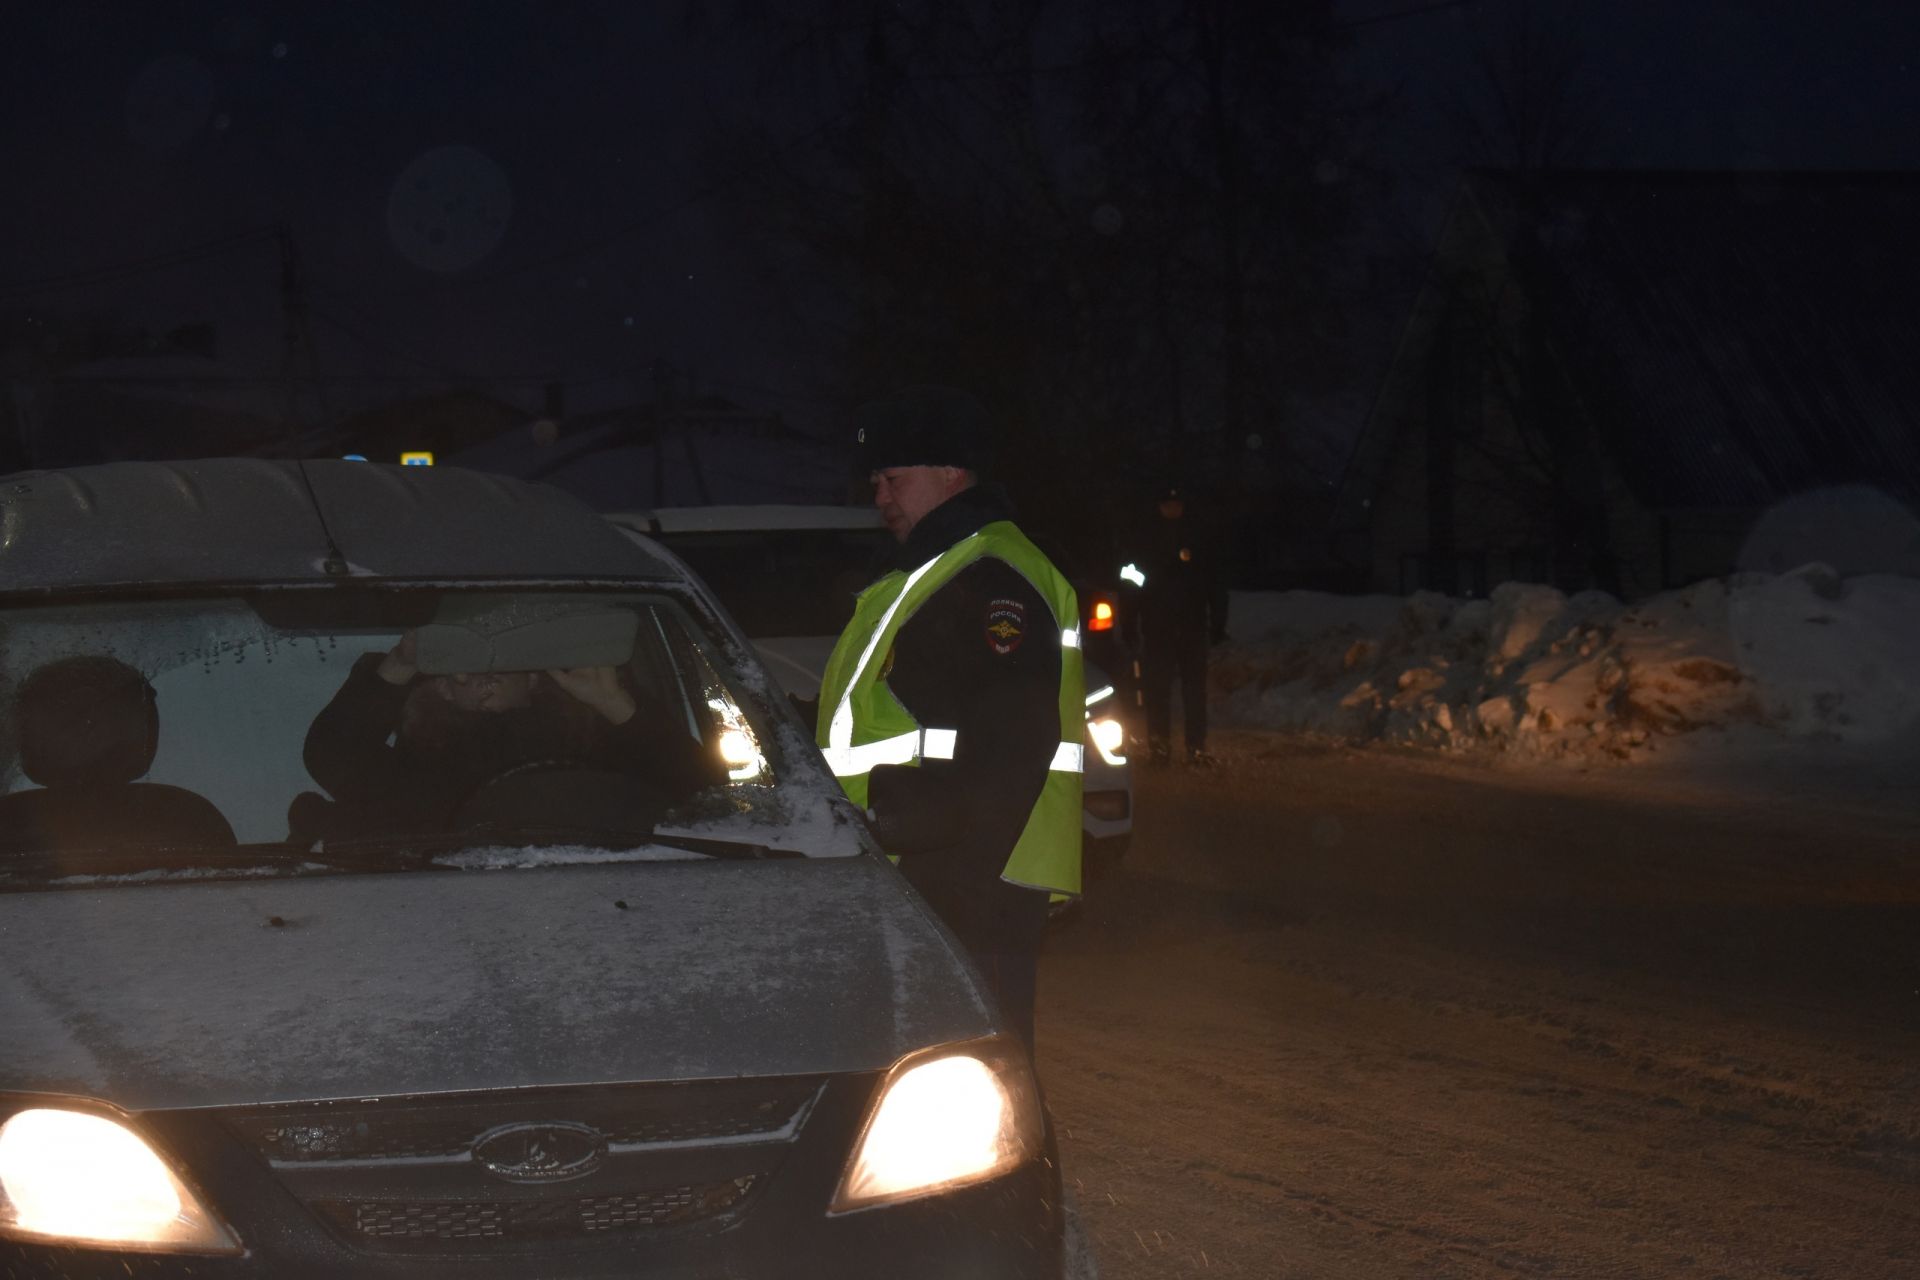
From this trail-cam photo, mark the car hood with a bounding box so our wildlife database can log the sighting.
[0,857,992,1113]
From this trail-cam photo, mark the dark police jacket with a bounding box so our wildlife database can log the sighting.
[863,486,1061,953]
[1132,515,1229,644]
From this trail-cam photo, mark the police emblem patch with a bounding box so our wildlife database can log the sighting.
[985,598,1027,655]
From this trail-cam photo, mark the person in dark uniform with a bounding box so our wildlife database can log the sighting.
[814,387,1084,1051]
[1127,485,1229,766]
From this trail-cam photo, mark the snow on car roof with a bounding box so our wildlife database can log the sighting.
[610,504,886,535]
[0,459,683,591]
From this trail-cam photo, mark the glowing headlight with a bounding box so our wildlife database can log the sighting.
[830,1039,1044,1214]
[1088,715,1127,766]
[0,1108,238,1254]
[706,697,766,781]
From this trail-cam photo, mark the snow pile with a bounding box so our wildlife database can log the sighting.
[1215,567,1920,759]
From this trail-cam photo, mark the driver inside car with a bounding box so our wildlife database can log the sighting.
[292,623,723,845]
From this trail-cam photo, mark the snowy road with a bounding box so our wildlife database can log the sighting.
[1038,732,1920,1279]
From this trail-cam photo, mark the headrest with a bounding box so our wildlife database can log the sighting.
[16,655,159,788]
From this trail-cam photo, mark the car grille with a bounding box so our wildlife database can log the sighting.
[312,1176,759,1252]
[230,1080,812,1163]
[217,1078,820,1257]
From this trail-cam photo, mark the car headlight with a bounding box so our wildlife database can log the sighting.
[0,1108,239,1254]
[707,696,767,781]
[1088,715,1127,766]
[830,1038,1045,1214]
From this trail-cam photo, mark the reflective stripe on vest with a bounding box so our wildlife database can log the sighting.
[822,725,957,777]
[824,548,949,766]
[817,520,1084,898]
[823,539,1082,783]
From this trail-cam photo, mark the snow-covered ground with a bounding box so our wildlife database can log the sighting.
[1215,567,1920,769]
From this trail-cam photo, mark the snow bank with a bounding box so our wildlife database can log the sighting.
[1215,567,1920,761]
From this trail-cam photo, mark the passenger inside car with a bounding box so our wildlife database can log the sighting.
[0,655,236,854]
[291,603,724,844]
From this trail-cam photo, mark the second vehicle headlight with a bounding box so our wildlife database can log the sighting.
[830,1038,1045,1213]
[1088,715,1127,765]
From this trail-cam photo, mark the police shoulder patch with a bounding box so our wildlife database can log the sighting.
[985,597,1028,655]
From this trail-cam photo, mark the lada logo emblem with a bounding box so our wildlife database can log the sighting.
[472,1121,606,1183]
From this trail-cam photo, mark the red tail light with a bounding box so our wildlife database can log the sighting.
[1088,599,1115,632]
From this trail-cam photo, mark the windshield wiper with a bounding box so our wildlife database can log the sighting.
[428,825,794,867]
[642,829,803,861]
[0,829,804,890]
[0,843,375,888]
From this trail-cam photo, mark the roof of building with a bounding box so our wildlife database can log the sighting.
[0,459,679,593]
[1468,169,1920,509]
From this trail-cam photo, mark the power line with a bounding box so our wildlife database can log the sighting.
[866,0,1488,88]
[309,305,621,387]
[1336,0,1482,32]
[0,229,277,303]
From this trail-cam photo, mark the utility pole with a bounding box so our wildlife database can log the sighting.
[276,225,326,449]
[651,358,675,509]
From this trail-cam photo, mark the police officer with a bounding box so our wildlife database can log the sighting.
[815,386,1084,1051]
[1127,485,1228,766]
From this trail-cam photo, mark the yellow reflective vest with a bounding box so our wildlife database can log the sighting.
[816,519,1084,898]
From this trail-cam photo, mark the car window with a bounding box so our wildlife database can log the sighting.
[662,528,892,638]
[0,588,841,885]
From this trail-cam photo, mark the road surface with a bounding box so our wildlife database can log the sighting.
[1040,731,1920,1279]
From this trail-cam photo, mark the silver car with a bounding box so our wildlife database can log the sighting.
[0,460,1069,1278]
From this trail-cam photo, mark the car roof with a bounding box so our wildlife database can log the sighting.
[0,459,684,592]
[608,504,886,535]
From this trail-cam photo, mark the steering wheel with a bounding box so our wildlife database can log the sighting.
[451,758,678,835]
[464,757,583,796]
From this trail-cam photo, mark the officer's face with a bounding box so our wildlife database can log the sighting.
[871,466,970,542]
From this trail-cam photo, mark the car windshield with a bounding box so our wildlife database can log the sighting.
[662,527,893,639]
[0,587,850,889]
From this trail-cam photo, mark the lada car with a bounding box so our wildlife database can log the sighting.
[0,460,1068,1278]
[605,504,1133,865]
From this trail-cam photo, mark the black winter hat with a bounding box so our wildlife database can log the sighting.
[854,385,993,473]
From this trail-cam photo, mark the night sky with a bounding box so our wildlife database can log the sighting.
[4,0,1919,438]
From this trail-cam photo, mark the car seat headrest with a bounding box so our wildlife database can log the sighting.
[16,655,160,789]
